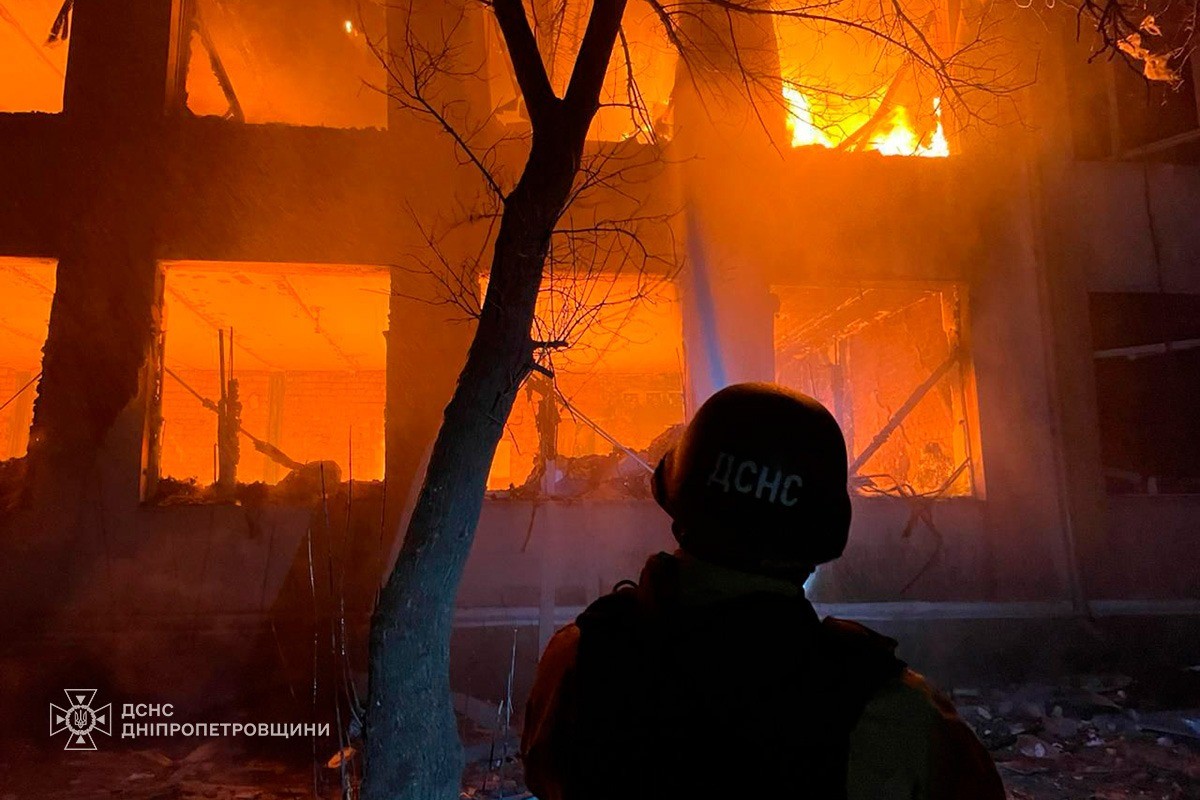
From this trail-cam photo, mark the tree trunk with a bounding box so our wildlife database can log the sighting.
[364,136,589,799]
[363,0,628,793]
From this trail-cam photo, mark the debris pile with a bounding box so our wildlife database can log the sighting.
[494,424,683,501]
[952,673,1200,799]
[147,461,346,506]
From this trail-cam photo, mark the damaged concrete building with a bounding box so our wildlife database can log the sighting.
[0,0,1197,715]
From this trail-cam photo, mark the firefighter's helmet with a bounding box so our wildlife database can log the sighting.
[652,383,851,570]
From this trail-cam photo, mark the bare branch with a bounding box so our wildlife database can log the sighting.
[493,0,560,121]
[368,6,507,197]
[564,0,632,134]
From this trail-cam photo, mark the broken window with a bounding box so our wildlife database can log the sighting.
[773,283,978,497]
[155,261,389,492]
[183,0,386,128]
[0,257,54,460]
[0,0,68,112]
[1090,291,1200,494]
[774,0,951,157]
[482,0,953,152]
[486,276,685,495]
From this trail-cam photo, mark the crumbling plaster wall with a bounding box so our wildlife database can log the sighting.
[1024,20,1200,606]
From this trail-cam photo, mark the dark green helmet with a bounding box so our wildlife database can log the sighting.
[652,383,851,571]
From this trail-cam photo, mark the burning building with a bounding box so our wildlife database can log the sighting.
[0,0,1198,739]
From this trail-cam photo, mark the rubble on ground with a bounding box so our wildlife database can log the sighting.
[0,739,316,800]
[952,672,1200,799]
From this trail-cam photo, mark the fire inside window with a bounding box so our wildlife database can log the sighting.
[184,0,387,128]
[0,0,69,113]
[487,277,685,494]
[482,2,948,155]
[774,12,950,157]
[773,284,977,497]
[0,258,54,460]
[156,262,389,488]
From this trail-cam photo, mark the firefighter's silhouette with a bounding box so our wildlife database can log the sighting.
[522,383,1004,800]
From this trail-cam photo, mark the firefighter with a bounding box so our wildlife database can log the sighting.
[521,382,1004,800]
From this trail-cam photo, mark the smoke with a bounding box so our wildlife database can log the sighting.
[682,205,729,405]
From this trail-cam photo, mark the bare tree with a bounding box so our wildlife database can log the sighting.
[362,1,1017,797]
[363,2,647,797]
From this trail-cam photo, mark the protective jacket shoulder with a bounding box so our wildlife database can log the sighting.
[523,602,1002,800]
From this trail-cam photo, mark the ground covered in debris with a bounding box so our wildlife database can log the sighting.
[2,674,1197,799]
[959,674,1200,799]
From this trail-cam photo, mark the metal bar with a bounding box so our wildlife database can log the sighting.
[163,366,303,471]
[1119,127,1200,161]
[849,348,961,475]
[217,329,227,405]
[193,2,245,122]
[1094,338,1200,360]
[0,370,40,413]
[0,1,66,76]
[554,388,653,473]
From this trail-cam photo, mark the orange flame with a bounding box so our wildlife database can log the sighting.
[784,88,949,158]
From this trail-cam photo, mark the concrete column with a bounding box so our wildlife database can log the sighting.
[966,162,1081,603]
[29,0,185,511]
[379,0,489,568]
[13,0,187,642]
[671,2,786,409]
[1032,164,1109,603]
[382,273,474,561]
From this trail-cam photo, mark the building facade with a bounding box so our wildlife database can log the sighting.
[0,0,1197,702]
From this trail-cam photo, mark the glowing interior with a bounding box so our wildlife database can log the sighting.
[774,284,973,496]
[486,277,686,491]
[773,7,952,157]
[0,258,55,460]
[184,0,387,127]
[0,0,68,113]
[160,261,390,484]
